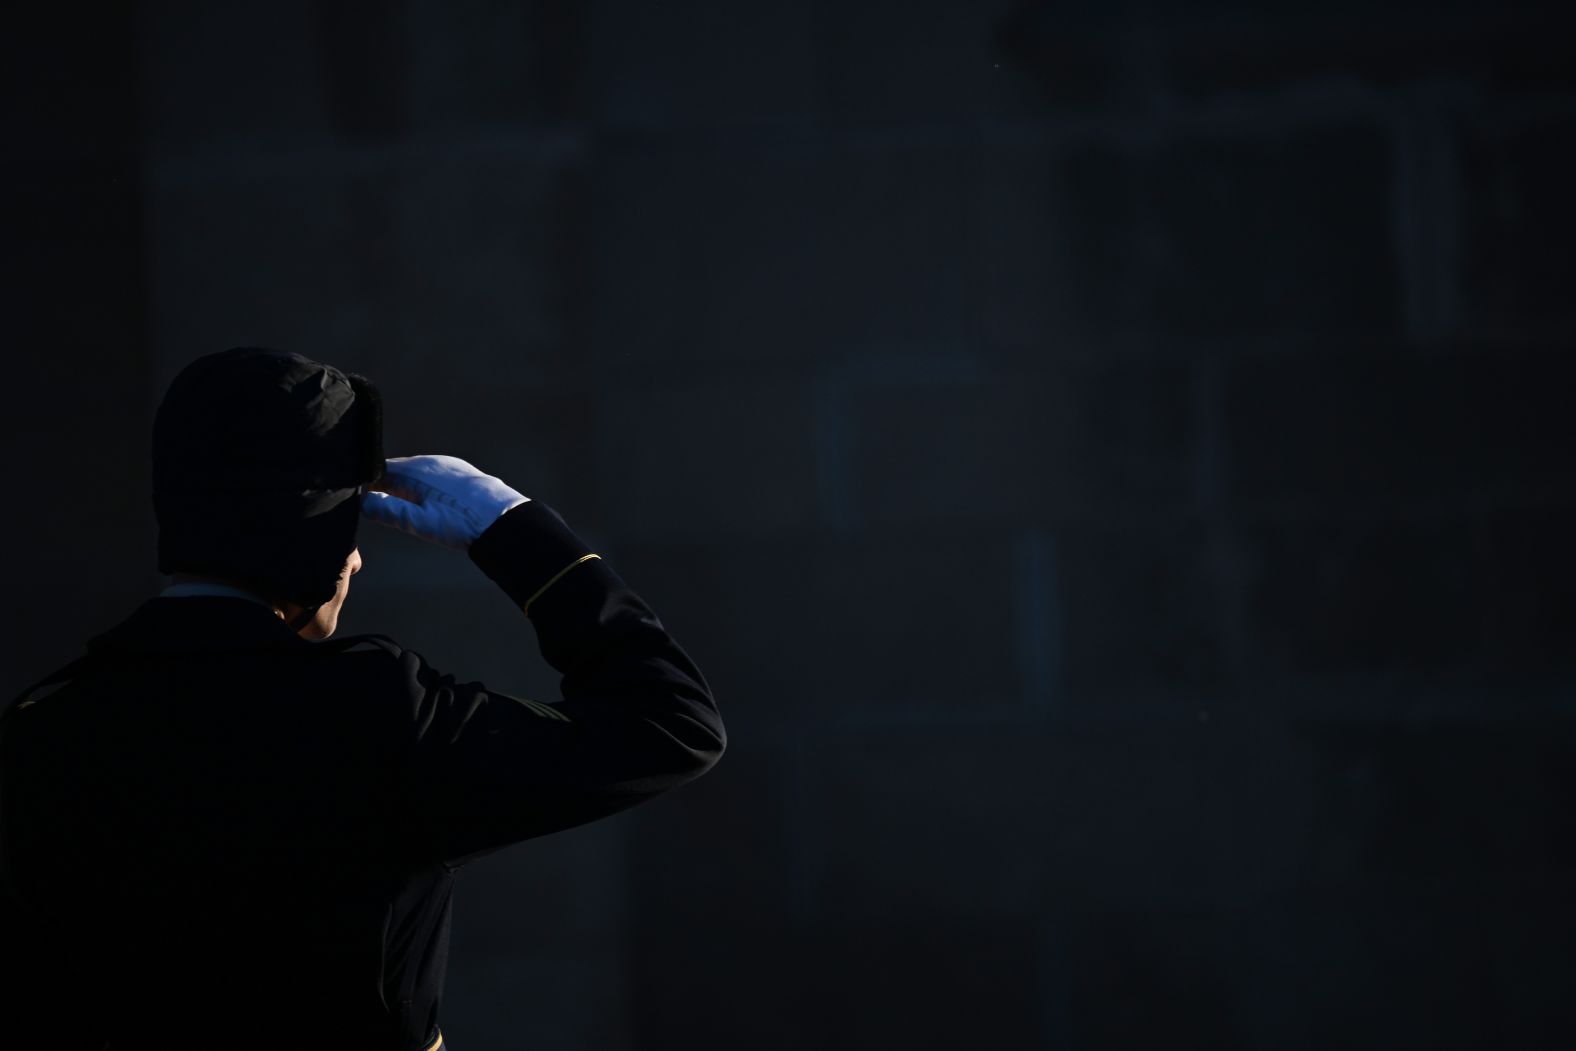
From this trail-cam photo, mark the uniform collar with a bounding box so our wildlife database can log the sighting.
[158,581,278,608]
[85,594,314,655]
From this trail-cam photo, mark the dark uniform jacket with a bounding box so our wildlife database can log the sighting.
[0,500,725,1049]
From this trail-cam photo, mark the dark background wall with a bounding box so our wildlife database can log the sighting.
[6,2,1575,1048]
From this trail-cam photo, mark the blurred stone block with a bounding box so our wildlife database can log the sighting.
[809,725,1312,921]
[588,141,973,370]
[617,527,1022,717]
[1057,521,1227,698]
[847,361,1196,526]
[803,528,1023,712]
[805,917,1043,1050]
[611,537,824,719]
[1057,904,1243,1049]
[981,125,1400,349]
[1237,517,1482,679]
[407,0,588,128]
[1472,502,1576,672]
[586,0,816,127]
[135,1,338,149]
[146,150,577,386]
[1459,111,1576,338]
[145,166,404,370]
[443,951,631,1051]
[822,0,1056,123]
[1225,346,1576,512]
[596,377,818,540]
[1163,7,1576,97]
[449,820,627,960]
[384,153,582,355]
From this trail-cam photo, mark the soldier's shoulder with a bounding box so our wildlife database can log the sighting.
[311,631,438,682]
[306,632,432,702]
[315,632,406,659]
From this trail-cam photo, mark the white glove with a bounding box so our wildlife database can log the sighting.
[360,454,531,551]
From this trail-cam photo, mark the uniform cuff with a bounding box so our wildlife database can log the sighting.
[466,500,601,612]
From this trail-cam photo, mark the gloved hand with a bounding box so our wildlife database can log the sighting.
[360,454,531,551]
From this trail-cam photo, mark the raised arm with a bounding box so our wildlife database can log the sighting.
[362,455,725,868]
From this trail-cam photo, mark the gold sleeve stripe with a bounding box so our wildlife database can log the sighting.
[15,679,75,710]
[422,1032,445,1051]
[522,552,602,617]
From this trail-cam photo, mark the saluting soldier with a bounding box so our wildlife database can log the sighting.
[0,347,725,1049]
